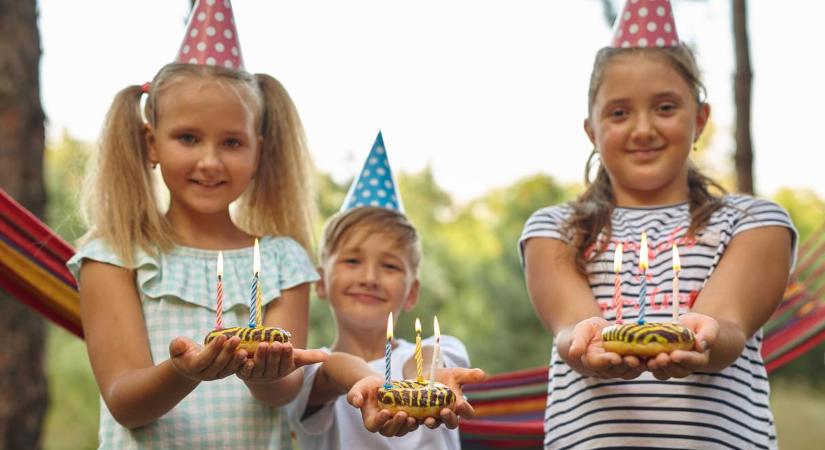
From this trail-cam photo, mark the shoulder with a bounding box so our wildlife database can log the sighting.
[718,194,795,229]
[66,238,140,284]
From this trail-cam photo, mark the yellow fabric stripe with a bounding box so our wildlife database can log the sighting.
[0,240,80,323]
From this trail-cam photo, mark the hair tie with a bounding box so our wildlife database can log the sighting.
[140,82,151,94]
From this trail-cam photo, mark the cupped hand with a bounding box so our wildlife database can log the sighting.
[646,312,720,379]
[347,375,418,437]
[566,317,644,380]
[420,367,487,429]
[237,342,328,385]
[169,335,247,381]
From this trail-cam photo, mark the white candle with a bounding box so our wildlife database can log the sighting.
[428,316,441,388]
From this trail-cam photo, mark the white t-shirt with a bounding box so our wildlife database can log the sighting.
[286,336,469,450]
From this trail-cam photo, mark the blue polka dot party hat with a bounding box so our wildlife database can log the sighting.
[340,131,404,213]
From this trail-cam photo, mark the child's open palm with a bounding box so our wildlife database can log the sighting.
[346,367,486,436]
[645,312,720,379]
[169,334,247,381]
[567,317,645,379]
[236,342,328,384]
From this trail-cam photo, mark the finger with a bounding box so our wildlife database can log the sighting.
[293,349,329,367]
[251,343,269,378]
[651,369,670,381]
[219,351,247,378]
[347,390,364,408]
[452,368,486,385]
[441,409,460,429]
[423,417,439,429]
[379,413,405,437]
[237,359,254,380]
[169,336,196,359]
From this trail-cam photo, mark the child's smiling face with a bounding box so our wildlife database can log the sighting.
[585,51,709,206]
[147,77,261,218]
[318,227,419,333]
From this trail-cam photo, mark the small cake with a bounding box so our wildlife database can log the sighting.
[602,322,695,357]
[377,380,456,419]
[204,326,291,354]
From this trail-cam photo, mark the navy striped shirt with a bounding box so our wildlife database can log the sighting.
[519,195,796,450]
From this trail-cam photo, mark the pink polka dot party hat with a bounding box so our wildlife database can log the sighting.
[610,0,680,48]
[175,0,245,70]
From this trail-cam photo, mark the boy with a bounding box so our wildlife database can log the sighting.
[286,207,484,450]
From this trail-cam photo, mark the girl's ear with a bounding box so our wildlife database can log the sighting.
[402,279,420,312]
[315,266,328,300]
[583,118,596,146]
[145,124,159,164]
[694,102,711,141]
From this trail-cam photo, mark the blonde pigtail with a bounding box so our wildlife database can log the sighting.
[235,74,316,255]
[79,84,173,264]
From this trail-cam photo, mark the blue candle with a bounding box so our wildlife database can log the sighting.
[385,313,393,389]
[638,232,648,324]
[248,239,260,328]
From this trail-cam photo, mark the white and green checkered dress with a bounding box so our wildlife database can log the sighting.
[67,236,319,450]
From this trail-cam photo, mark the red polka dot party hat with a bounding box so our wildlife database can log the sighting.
[175,0,245,70]
[610,0,680,48]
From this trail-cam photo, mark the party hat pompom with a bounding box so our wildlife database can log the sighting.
[175,0,245,69]
[611,0,679,48]
[340,131,404,213]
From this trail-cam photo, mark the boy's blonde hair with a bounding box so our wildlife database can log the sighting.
[80,63,316,264]
[319,207,421,275]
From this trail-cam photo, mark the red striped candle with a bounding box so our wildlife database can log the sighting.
[216,251,224,329]
[613,243,624,324]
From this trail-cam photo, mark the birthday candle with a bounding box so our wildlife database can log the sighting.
[672,244,681,322]
[248,239,260,328]
[385,313,393,389]
[255,241,262,327]
[428,316,441,389]
[638,232,649,324]
[613,243,624,324]
[415,318,423,382]
[216,251,224,330]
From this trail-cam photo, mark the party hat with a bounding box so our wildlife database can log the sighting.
[340,131,404,213]
[610,0,679,48]
[175,0,245,70]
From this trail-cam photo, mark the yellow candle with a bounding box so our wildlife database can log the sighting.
[414,318,423,382]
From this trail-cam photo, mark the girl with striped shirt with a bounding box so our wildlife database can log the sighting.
[519,6,796,448]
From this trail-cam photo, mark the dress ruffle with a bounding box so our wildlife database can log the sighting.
[67,236,319,313]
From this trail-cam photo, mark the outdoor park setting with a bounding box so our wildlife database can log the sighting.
[1,0,824,449]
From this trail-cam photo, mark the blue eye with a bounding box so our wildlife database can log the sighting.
[225,138,241,148]
[178,134,197,144]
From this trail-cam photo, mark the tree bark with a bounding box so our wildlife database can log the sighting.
[0,0,49,448]
[733,0,755,194]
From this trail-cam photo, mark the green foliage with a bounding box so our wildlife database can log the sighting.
[44,130,90,244]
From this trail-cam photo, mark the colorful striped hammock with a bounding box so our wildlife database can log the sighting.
[2,187,824,448]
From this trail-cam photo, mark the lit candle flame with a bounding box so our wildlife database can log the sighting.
[415,317,421,333]
[387,312,393,340]
[217,251,224,277]
[253,238,260,275]
[613,242,623,274]
[640,232,648,271]
[433,316,440,341]
[672,243,681,273]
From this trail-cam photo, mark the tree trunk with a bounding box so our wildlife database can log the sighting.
[732,0,755,194]
[0,0,49,448]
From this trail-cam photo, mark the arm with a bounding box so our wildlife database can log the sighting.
[309,352,377,407]
[523,238,643,378]
[648,226,792,376]
[240,283,328,406]
[80,261,245,428]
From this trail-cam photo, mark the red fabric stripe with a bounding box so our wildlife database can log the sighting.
[0,188,75,261]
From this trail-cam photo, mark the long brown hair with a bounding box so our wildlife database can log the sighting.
[80,63,316,264]
[566,46,726,274]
